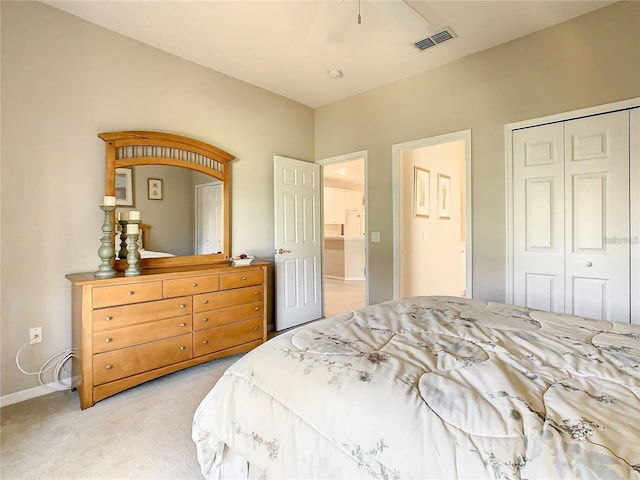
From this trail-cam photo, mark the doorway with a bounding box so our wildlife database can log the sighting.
[392,131,472,299]
[318,151,368,317]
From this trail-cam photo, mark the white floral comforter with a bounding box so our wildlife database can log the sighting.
[192,296,640,479]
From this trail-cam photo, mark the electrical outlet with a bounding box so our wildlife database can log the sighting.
[29,327,42,344]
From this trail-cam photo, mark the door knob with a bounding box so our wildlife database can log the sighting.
[585,261,593,267]
[276,248,291,254]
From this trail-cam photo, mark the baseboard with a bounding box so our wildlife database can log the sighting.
[0,377,74,408]
[0,383,56,408]
[325,275,366,281]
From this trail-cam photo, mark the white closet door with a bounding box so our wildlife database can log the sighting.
[564,111,630,322]
[513,123,565,312]
[630,108,639,325]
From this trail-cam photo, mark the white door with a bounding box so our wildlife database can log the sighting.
[631,108,639,325]
[513,123,565,312]
[195,182,223,254]
[564,111,630,322]
[274,156,323,330]
[512,110,632,323]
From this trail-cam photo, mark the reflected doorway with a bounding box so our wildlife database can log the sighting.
[318,152,368,317]
[195,181,223,254]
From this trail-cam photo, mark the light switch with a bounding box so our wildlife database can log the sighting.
[371,232,381,243]
[423,231,428,241]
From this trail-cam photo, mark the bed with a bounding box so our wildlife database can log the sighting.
[192,296,640,479]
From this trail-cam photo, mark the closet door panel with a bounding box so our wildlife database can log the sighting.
[631,108,639,325]
[564,111,630,322]
[513,123,565,312]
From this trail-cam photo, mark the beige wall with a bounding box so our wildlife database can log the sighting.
[315,1,640,305]
[0,2,314,397]
[127,165,195,255]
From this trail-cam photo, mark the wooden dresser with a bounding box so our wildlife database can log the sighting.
[66,263,269,409]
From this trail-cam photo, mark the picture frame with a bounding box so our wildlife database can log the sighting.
[148,178,163,200]
[414,166,430,217]
[115,167,134,207]
[437,173,451,219]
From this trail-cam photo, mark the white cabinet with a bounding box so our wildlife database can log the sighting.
[345,190,363,211]
[324,187,363,225]
[324,188,345,224]
[512,108,639,324]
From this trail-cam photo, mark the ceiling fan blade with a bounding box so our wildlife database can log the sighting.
[306,0,355,45]
[369,0,430,37]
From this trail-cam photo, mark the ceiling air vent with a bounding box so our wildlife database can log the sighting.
[414,27,455,51]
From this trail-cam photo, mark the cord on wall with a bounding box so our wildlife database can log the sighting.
[15,339,73,391]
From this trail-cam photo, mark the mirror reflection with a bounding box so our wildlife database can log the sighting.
[116,165,224,257]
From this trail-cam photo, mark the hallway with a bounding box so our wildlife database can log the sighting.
[324,277,366,317]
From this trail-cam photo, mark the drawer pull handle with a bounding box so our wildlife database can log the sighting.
[128,291,135,296]
[254,307,260,311]
[105,316,113,321]
[192,282,198,287]
[253,326,259,331]
[105,337,113,343]
[203,299,209,304]
[179,304,186,309]
[202,340,209,345]
[180,322,186,327]
[180,346,187,351]
[242,276,248,280]
[106,364,113,369]
[203,318,209,323]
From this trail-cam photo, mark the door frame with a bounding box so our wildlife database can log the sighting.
[504,97,640,304]
[317,150,369,312]
[392,130,473,299]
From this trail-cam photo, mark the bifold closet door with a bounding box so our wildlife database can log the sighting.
[564,111,630,322]
[513,124,565,313]
[513,109,634,323]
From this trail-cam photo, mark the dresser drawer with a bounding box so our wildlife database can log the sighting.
[194,285,264,313]
[92,297,191,331]
[220,269,264,290]
[93,334,192,385]
[163,274,220,297]
[93,281,163,308]
[92,315,192,354]
[193,317,263,357]
[193,302,263,331]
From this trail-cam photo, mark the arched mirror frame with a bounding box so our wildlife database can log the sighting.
[99,131,235,270]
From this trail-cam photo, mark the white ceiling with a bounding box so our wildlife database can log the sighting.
[324,158,365,188]
[44,0,614,108]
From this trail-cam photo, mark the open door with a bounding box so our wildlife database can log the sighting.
[274,156,323,330]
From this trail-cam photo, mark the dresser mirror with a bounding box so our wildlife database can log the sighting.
[99,131,235,270]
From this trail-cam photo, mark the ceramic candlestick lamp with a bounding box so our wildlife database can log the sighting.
[124,221,141,276]
[117,220,128,260]
[95,198,117,278]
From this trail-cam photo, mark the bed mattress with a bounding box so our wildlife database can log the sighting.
[192,296,640,479]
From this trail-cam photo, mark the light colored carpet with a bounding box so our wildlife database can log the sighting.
[1,354,242,480]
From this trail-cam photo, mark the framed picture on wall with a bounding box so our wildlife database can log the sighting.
[148,178,163,200]
[437,173,451,219]
[414,166,430,217]
[115,167,134,207]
